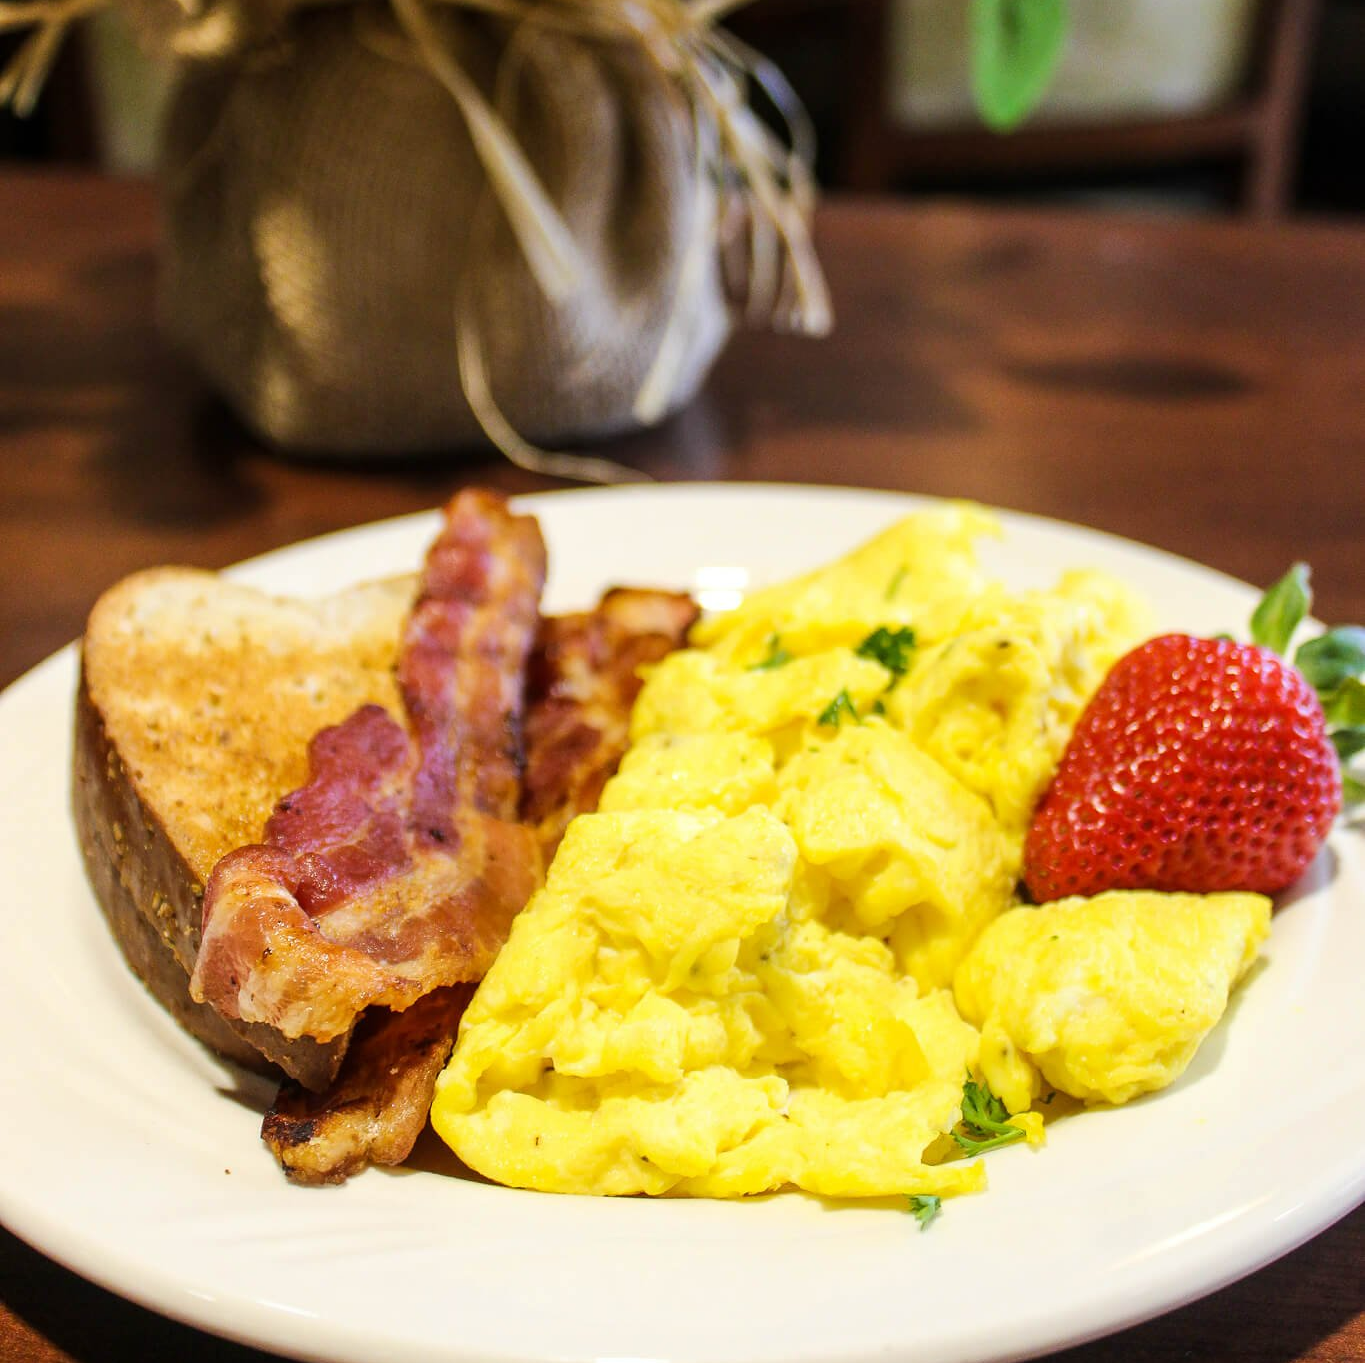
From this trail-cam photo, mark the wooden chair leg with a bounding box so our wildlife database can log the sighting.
[1242,0,1322,217]
[839,0,897,191]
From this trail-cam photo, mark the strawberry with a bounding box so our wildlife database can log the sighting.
[1024,565,1364,902]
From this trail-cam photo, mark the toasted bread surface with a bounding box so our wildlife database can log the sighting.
[74,567,416,1087]
[83,569,415,879]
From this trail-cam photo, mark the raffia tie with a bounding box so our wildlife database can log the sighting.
[0,0,832,483]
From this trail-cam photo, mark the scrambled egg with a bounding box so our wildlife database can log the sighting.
[955,891,1270,1111]
[430,503,1272,1200]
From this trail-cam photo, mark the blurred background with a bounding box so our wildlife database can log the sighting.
[2,0,1361,217]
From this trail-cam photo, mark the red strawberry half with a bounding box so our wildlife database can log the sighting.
[1023,634,1342,900]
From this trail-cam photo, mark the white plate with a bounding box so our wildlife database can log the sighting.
[1,483,1361,1363]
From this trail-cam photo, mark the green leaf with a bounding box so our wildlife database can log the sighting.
[1325,678,1365,729]
[1343,773,1365,806]
[950,1075,1027,1156]
[1331,728,1365,762]
[951,1126,1022,1157]
[1250,563,1311,655]
[970,0,1069,132]
[817,689,859,728]
[1295,626,1365,694]
[855,626,917,682]
[748,633,793,671]
[906,1194,941,1230]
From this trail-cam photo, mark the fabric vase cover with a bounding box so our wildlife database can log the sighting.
[158,7,742,457]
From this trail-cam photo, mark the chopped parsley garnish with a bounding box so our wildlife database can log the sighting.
[951,1076,1027,1157]
[748,633,793,671]
[817,689,859,728]
[906,1194,941,1230]
[855,626,917,685]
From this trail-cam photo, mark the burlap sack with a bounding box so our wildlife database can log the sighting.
[2,0,828,470]
[157,7,732,458]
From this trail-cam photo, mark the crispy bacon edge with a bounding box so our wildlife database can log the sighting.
[261,984,476,1185]
[188,489,546,1047]
[522,586,701,859]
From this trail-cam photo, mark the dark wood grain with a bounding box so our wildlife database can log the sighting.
[1,168,1362,1363]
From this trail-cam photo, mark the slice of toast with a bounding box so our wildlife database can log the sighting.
[73,567,416,1090]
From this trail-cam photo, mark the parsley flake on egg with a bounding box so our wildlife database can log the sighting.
[817,689,860,728]
[749,634,793,671]
[855,625,917,684]
[951,1076,1028,1156]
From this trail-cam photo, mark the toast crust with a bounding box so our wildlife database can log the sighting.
[73,663,350,1087]
[74,567,416,1089]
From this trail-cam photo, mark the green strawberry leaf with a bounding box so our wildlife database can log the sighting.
[1250,563,1311,655]
[1325,677,1365,729]
[1332,728,1365,763]
[970,0,1069,132]
[1295,626,1365,694]
[1342,773,1365,806]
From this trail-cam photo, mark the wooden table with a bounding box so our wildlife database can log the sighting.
[1,169,1362,1363]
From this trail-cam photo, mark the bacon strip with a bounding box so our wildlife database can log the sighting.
[260,585,698,1183]
[261,985,474,1185]
[189,489,546,1048]
[522,587,700,859]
